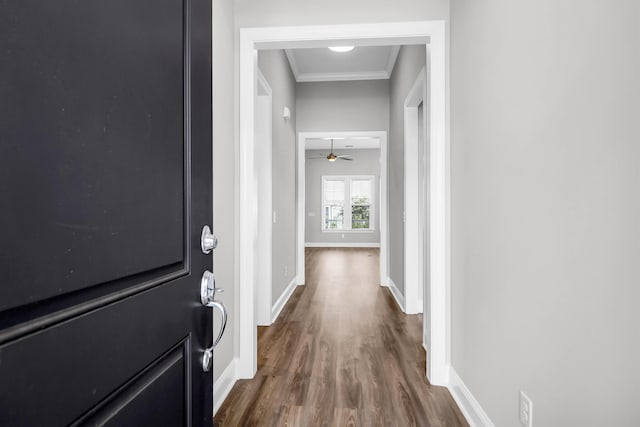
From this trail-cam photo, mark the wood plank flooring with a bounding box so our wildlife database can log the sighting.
[214,248,468,427]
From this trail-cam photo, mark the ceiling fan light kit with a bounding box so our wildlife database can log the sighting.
[308,138,353,162]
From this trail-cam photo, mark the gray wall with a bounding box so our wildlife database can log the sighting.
[450,0,640,426]
[305,149,381,244]
[257,50,297,305]
[297,80,390,132]
[212,0,235,385]
[388,45,426,296]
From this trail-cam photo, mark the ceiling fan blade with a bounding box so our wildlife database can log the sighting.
[307,156,327,159]
[337,156,353,161]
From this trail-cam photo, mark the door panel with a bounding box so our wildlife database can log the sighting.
[72,340,188,427]
[0,279,201,425]
[1,0,186,312]
[0,0,213,424]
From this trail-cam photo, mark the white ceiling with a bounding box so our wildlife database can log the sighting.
[305,137,380,151]
[285,46,400,83]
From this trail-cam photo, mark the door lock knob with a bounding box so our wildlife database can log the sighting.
[201,225,218,254]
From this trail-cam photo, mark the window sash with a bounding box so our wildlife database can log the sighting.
[351,203,370,229]
[322,175,375,231]
[324,204,344,229]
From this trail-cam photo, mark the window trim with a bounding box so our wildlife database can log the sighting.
[321,175,376,232]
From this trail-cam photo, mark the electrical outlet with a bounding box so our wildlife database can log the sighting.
[272,211,277,223]
[519,391,533,427]
[284,266,288,277]
[341,233,344,239]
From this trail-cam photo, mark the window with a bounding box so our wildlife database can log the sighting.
[322,176,375,231]
[323,179,345,229]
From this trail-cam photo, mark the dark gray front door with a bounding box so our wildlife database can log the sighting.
[0,0,213,424]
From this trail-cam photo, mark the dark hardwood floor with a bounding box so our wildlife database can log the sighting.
[214,247,468,427]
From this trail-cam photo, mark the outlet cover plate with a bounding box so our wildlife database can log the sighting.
[519,391,533,427]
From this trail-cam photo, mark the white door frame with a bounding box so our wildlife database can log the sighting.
[297,131,388,286]
[238,21,450,386]
[404,68,427,316]
[255,69,273,326]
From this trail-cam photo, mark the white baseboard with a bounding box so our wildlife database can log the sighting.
[387,277,405,312]
[305,242,380,248]
[379,275,389,287]
[448,367,495,427]
[271,277,298,323]
[214,357,238,416]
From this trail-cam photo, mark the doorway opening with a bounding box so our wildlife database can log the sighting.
[237,21,449,386]
[297,131,388,287]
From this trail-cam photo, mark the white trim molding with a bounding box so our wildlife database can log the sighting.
[255,68,273,328]
[385,46,401,76]
[296,132,307,286]
[387,277,405,312]
[271,278,298,323]
[448,368,495,427]
[213,358,238,416]
[238,30,258,379]
[296,71,388,82]
[239,20,449,386]
[305,242,380,248]
[404,67,427,316]
[283,49,300,80]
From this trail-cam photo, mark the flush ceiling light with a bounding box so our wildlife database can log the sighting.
[328,46,354,53]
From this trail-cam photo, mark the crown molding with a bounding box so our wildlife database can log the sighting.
[386,45,401,76]
[284,49,300,80]
[285,46,400,83]
[296,70,389,82]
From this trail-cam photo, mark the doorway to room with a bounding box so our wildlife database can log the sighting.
[297,131,388,289]
[236,21,449,390]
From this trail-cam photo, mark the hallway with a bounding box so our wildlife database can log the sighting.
[214,248,468,426]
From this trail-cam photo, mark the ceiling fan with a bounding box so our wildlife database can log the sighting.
[308,139,353,162]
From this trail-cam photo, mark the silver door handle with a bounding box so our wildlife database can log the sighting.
[202,300,227,372]
[201,269,227,372]
[200,270,223,306]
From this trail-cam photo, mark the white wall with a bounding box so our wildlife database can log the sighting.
[388,45,426,297]
[305,149,381,245]
[257,50,297,305]
[450,0,640,425]
[212,0,235,385]
[296,80,390,132]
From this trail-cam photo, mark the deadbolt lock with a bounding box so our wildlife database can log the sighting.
[201,225,218,254]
